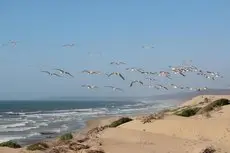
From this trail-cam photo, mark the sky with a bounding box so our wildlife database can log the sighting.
[0,0,230,100]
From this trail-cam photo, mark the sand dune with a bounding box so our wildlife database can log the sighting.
[1,94,230,153]
[100,95,230,153]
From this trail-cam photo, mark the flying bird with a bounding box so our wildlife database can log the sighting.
[81,84,99,89]
[9,40,19,47]
[155,84,168,90]
[110,61,126,65]
[62,43,75,47]
[142,44,154,49]
[145,77,157,81]
[104,86,124,92]
[130,80,144,87]
[108,72,125,80]
[82,70,101,75]
[126,67,141,72]
[54,69,74,77]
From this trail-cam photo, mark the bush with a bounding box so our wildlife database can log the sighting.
[175,107,201,117]
[60,133,73,141]
[109,117,133,127]
[202,146,216,153]
[197,98,230,115]
[0,141,21,148]
[27,142,49,151]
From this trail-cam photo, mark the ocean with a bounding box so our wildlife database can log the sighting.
[0,98,178,145]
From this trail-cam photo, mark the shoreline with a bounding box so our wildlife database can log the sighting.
[1,94,230,152]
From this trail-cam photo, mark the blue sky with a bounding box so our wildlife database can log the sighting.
[0,0,230,100]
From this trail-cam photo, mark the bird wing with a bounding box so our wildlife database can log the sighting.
[108,72,114,77]
[139,81,144,85]
[119,73,125,80]
[65,72,74,77]
[130,81,134,87]
[179,72,186,77]
[41,71,50,74]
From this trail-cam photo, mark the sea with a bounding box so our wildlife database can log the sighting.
[0,98,180,146]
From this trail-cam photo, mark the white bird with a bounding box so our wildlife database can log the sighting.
[126,67,140,72]
[62,43,75,47]
[82,70,101,75]
[41,71,62,77]
[155,84,168,90]
[130,80,144,87]
[142,44,154,49]
[104,86,124,92]
[81,84,99,89]
[145,77,157,81]
[185,87,194,91]
[9,40,19,47]
[110,61,126,65]
[54,69,74,77]
[159,71,172,79]
[171,84,179,89]
[108,72,125,80]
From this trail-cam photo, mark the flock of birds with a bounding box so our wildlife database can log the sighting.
[1,40,225,94]
[40,59,224,93]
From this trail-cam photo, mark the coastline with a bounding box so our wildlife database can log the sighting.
[1,94,230,152]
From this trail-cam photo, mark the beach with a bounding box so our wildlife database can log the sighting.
[1,94,230,153]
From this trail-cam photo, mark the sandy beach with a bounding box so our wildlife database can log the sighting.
[1,94,230,153]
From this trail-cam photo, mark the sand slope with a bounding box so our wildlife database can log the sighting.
[100,95,230,153]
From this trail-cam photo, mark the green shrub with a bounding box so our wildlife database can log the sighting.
[197,98,230,115]
[175,107,201,117]
[202,146,216,153]
[60,133,73,141]
[0,141,21,148]
[109,117,133,127]
[210,98,229,107]
[26,142,49,151]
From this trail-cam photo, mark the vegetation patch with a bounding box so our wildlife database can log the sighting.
[201,146,216,153]
[0,141,21,148]
[175,107,201,117]
[27,142,49,151]
[141,111,165,124]
[59,133,73,141]
[69,142,89,151]
[109,117,133,127]
[197,98,230,115]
